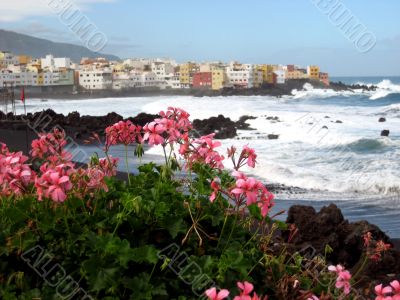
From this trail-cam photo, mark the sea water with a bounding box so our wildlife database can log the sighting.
[16,77,400,237]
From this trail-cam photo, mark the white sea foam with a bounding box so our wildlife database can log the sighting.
[11,81,400,202]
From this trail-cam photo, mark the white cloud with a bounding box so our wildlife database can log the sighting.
[0,0,117,22]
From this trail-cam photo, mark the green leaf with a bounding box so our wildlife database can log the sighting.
[248,204,262,221]
[131,245,158,264]
[162,218,187,238]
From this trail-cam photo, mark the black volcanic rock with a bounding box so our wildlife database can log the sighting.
[192,115,237,139]
[127,113,159,127]
[267,134,279,140]
[284,204,400,280]
[378,117,386,123]
[236,116,257,130]
[381,130,390,137]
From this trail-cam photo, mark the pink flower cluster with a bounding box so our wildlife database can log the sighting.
[328,265,352,295]
[30,129,111,203]
[104,107,192,149]
[98,156,119,177]
[184,133,225,169]
[0,143,34,198]
[228,145,257,169]
[375,280,400,300]
[149,106,192,145]
[205,281,266,300]
[105,120,142,147]
[31,128,72,166]
[231,171,274,217]
[35,163,73,202]
[363,231,392,261]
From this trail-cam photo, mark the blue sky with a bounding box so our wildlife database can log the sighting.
[1,0,400,76]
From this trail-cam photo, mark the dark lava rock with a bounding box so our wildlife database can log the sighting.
[325,116,330,119]
[381,130,390,137]
[335,120,343,124]
[284,204,400,280]
[378,117,386,123]
[267,134,279,140]
[66,112,81,125]
[236,115,256,130]
[322,126,328,129]
[192,115,237,139]
[128,113,159,127]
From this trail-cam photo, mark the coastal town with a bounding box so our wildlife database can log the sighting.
[0,50,330,93]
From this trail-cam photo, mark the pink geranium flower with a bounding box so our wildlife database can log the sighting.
[0,149,34,197]
[185,134,225,169]
[98,156,119,177]
[237,281,254,296]
[391,280,400,300]
[105,120,142,146]
[31,129,72,166]
[143,122,165,146]
[375,283,393,300]
[35,164,73,203]
[335,270,352,295]
[258,191,275,217]
[241,145,257,168]
[205,287,230,300]
[328,265,352,295]
[232,177,259,205]
[209,177,221,202]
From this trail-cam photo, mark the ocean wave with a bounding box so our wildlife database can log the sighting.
[290,83,358,100]
[369,80,400,100]
[381,103,400,117]
[289,80,400,102]
[342,138,393,153]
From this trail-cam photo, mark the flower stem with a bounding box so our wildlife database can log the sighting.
[222,213,239,252]
[124,145,131,186]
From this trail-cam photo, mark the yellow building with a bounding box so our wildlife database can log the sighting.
[307,65,320,80]
[252,68,264,88]
[179,62,199,87]
[286,69,308,80]
[265,65,278,84]
[19,55,32,65]
[255,65,268,83]
[37,73,44,86]
[211,66,227,90]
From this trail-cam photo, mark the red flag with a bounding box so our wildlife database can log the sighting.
[20,87,25,103]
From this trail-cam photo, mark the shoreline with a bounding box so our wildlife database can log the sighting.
[20,79,376,100]
[1,126,399,243]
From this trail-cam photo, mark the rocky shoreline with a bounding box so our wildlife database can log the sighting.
[1,114,399,283]
[0,109,257,142]
[23,79,377,100]
[283,204,400,284]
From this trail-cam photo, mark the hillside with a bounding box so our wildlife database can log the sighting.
[0,29,119,62]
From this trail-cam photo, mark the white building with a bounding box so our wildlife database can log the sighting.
[2,65,37,87]
[79,69,113,90]
[112,72,133,90]
[273,70,286,84]
[0,51,19,67]
[131,72,162,88]
[41,55,71,69]
[151,62,174,78]
[163,73,181,89]
[226,62,256,88]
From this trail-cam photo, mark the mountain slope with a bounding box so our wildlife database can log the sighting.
[0,29,119,62]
